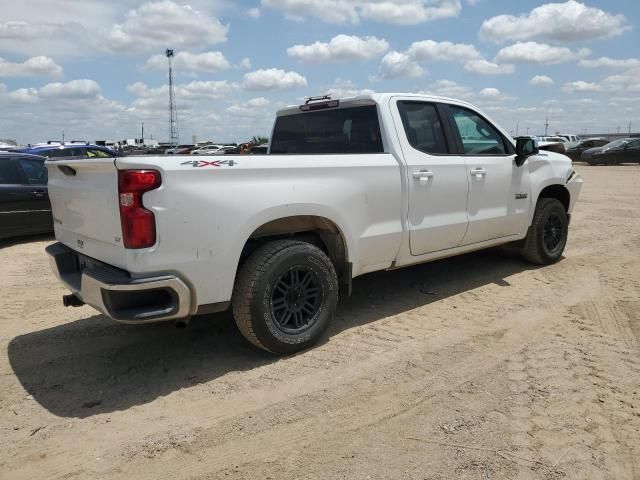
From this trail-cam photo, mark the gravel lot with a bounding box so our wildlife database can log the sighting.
[1,165,639,480]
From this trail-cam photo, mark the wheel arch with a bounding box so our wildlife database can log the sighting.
[537,184,570,212]
[236,213,352,292]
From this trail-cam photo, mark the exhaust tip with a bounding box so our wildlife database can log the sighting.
[63,294,85,307]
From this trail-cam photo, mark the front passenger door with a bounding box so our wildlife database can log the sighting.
[447,105,530,245]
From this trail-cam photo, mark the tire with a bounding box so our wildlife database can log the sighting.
[521,198,568,265]
[232,240,338,355]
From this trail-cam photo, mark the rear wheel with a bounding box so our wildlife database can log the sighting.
[232,240,338,355]
[521,198,568,265]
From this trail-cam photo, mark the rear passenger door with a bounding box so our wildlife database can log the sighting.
[392,99,469,255]
[0,158,32,239]
[16,157,51,231]
[446,105,530,245]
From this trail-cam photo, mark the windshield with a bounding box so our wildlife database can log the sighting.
[603,139,628,148]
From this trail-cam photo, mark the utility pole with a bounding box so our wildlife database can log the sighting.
[526,127,530,135]
[166,49,179,146]
[141,121,144,142]
[62,131,65,143]
[629,121,632,135]
[516,122,519,136]
[617,125,621,134]
[544,116,550,136]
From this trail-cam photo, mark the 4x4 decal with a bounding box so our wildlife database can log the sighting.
[181,159,237,167]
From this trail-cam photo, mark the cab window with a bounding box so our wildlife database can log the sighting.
[449,105,510,155]
[397,101,448,154]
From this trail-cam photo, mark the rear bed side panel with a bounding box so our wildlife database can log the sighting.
[115,154,403,307]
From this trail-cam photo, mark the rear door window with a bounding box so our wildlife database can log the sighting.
[270,105,383,154]
[397,101,448,154]
[0,159,24,184]
[18,158,48,185]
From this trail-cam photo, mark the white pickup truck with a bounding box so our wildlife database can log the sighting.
[46,93,583,354]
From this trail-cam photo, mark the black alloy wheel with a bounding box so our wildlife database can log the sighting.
[270,266,322,334]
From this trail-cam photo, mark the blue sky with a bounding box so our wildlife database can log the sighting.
[1,0,639,144]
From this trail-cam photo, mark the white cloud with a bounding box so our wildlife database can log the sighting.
[463,59,514,75]
[287,35,389,63]
[39,79,101,99]
[0,1,229,56]
[480,1,629,43]
[106,1,228,53]
[238,58,252,69]
[261,0,461,25]
[578,57,640,69]
[479,87,500,98]
[374,51,424,79]
[602,67,640,92]
[144,51,231,73]
[529,75,554,86]
[247,7,261,18]
[494,41,586,65]
[420,79,474,100]
[0,20,92,56]
[562,80,602,93]
[242,68,307,90]
[129,80,234,100]
[325,79,375,98]
[225,97,271,116]
[0,56,62,77]
[406,40,480,62]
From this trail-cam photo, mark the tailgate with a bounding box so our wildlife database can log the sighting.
[46,158,126,268]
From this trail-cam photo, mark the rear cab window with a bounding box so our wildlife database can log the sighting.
[270,105,383,154]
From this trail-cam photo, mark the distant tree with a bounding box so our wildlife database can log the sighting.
[251,135,268,145]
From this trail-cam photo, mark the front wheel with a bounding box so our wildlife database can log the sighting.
[521,198,568,265]
[232,240,338,355]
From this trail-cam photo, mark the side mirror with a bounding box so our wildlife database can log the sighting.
[515,136,539,166]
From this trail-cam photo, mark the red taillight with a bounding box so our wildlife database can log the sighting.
[118,170,161,249]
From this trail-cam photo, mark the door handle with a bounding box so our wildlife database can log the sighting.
[470,168,486,177]
[412,170,434,179]
[412,170,434,185]
[32,190,46,198]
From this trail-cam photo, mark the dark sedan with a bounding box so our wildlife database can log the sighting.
[565,138,609,161]
[582,138,640,165]
[0,152,52,241]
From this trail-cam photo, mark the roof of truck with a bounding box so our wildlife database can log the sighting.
[276,92,475,116]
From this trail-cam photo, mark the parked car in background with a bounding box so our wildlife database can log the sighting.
[250,143,269,154]
[565,138,609,161]
[557,134,580,148]
[582,138,640,164]
[16,142,116,159]
[537,136,566,153]
[165,145,195,155]
[191,145,225,155]
[0,152,52,241]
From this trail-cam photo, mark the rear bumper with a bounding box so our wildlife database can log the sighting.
[46,242,192,324]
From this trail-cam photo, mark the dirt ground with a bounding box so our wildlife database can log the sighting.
[1,164,639,480]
